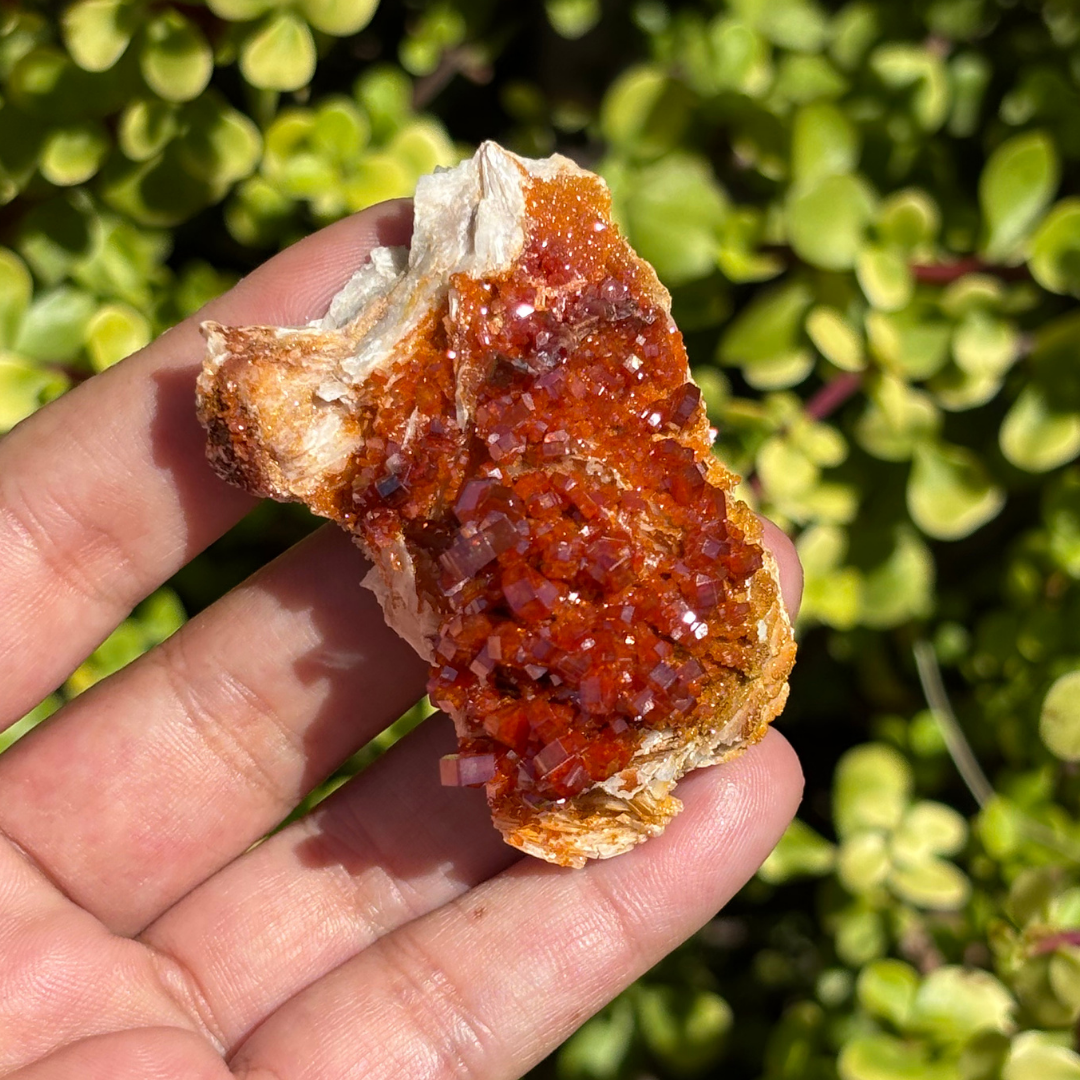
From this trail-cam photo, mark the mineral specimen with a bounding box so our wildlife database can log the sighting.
[197,142,796,867]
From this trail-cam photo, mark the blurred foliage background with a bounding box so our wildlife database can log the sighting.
[3,0,1080,1076]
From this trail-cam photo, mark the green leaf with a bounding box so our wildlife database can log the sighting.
[838,831,890,893]
[636,986,732,1074]
[297,0,379,36]
[806,306,865,371]
[177,96,262,189]
[953,312,1020,380]
[39,121,109,186]
[877,189,941,254]
[907,443,1005,540]
[892,801,968,862]
[719,279,813,384]
[1003,1032,1080,1080]
[1000,385,1080,473]
[1040,670,1080,762]
[14,285,96,363]
[311,96,370,164]
[0,354,68,432]
[758,818,837,883]
[979,131,1060,262]
[909,967,1014,1042]
[61,0,136,72]
[16,196,93,286]
[707,17,772,97]
[834,743,912,838]
[733,0,829,53]
[545,0,601,40]
[619,154,728,286]
[0,247,33,349]
[240,11,317,93]
[558,995,636,1079]
[856,374,941,462]
[787,173,877,271]
[870,44,949,131]
[856,960,919,1029]
[85,302,151,372]
[119,99,180,161]
[1030,198,1080,296]
[205,0,278,19]
[790,101,859,186]
[342,151,411,211]
[866,307,952,380]
[838,1034,950,1080]
[600,64,691,160]
[139,10,213,103]
[860,527,935,627]
[388,119,456,179]
[857,244,914,311]
[354,65,412,141]
[889,857,971,910]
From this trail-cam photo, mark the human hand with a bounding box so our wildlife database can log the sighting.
[0,201,804,1080]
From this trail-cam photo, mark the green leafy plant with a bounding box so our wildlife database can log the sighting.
[5,1,1080,1077]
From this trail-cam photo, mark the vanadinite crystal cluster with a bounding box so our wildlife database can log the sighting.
[198,143,795,866]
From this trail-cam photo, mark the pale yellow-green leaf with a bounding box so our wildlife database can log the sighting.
[806,306,865,370]
[0,248,33,349]
[1031,198,1080,296]
[118,99,180,161]
[909,967,1014,1042]
[877,188,941,255]
[856,960,919,1029]
[1000,385,1080,473]
[856,374,941,462]
[980,130,1060,261]
[834,743,912,838]
[907,443,1005,540]
[1003,1032,1080,1080]
[139,10,213,103]
[889,857,971,910]
[61,0,134,72]
[758,818,837,883]
[0,353,69,432]
[857,244,914,311]
[297,0,379,36]
[860,528,935,628]
[838,830,890,893]
[85,303,151,372]
[40,122,109,186]
[240,11,316,92]
[786,172,877,270]
[790,101,859,185]
[891,801,968,862]
[1040,670,1080,762]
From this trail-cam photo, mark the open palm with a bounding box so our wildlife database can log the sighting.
[0,200,804,1080]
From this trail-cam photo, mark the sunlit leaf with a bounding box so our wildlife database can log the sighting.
[297,0,379,36]
[1031,198,1080,296]
[139,10,213,103]
[61,0,136,72]
[908,442,1005,540]
[980,130,1060,261]
[787,172,877,270]
[240,11,316,93]
[834,743,912,838]
[1000,385,1080,473]
[85,302,151,371]
[1040,670,1080,762]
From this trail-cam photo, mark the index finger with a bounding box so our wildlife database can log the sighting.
[0,200,413,729]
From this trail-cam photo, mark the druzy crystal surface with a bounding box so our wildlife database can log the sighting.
[198,143,795,866]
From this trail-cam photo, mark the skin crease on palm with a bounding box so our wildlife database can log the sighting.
[0,199,804,1080]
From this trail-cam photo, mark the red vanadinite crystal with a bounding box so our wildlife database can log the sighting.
[339,171,764,808]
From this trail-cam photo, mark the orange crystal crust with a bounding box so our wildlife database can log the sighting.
[333,172,778,813]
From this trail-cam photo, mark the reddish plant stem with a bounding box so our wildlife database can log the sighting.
[911,256,1031,284]
[804,371,864,421]
[1031,929,1080,956]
